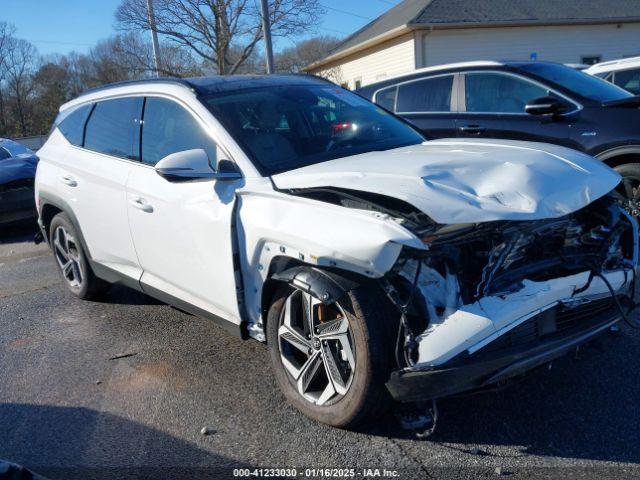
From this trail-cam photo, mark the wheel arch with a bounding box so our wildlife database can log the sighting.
[260,259,366,333]
[38,192,94,260]
[596,146,640,168]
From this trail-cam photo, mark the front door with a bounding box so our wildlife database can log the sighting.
[126,96,242,322]
[456,71,573,147]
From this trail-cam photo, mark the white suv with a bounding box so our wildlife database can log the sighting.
[35,76,637,429]
[586,56,640,95]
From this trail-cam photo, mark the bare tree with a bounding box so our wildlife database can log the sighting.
[109,32,203,77]
[0,22,17,134]
[115,0,324,74]
[275,35,340,73]
[5,38,38,136]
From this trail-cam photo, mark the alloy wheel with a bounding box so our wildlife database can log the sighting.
[53,225,83,288]
[278,289,356,406]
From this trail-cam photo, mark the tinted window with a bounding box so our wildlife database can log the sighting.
[397,75,453,112]
[84,97,142,160]
[465,73,548,113]
[375,87,397,111]
[141,97,218,166]
[58,104,92,146]
[613,68,640,94]
[204,85,424,176]
[519,62,631,102]
[0,147,11,160]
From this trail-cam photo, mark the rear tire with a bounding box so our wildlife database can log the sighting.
[267,280,394,428]
[49,213,109,300]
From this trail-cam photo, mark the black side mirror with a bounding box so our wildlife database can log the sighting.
[525,96,566,116]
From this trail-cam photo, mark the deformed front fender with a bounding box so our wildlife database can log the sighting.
[235,187,426,337]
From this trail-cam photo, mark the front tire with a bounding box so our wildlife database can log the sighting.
[49,213,109,299]
[267,281,394,428]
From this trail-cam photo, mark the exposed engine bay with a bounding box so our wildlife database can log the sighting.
[384,193,637,369]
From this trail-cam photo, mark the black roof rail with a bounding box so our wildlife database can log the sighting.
[78,77,200,98]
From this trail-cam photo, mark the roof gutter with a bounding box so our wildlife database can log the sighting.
[305,17,640,72]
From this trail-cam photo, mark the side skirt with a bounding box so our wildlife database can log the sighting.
[90,259,246,339]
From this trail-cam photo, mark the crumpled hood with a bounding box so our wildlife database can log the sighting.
[272,139,621,224]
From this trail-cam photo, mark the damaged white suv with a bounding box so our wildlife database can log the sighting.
[35,75,638,428]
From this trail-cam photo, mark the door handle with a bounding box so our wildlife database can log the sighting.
[458,125,486,134]
[129,197,154,213]
[60,175,77,187]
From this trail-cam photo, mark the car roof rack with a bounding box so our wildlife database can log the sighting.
[78,77,200,98]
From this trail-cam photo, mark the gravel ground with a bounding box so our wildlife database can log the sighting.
[1,222,640,480]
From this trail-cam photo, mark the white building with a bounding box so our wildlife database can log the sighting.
[306,0,640,89]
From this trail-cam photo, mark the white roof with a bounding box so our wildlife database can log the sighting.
[586,56,640,74]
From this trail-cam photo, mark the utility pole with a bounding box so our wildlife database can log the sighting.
[259,0,274,74]
[147,0,162,77]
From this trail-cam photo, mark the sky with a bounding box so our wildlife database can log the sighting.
[1,0,402,56]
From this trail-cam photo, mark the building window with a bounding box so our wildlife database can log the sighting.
[581,55,602,65]
[354,78,362,90]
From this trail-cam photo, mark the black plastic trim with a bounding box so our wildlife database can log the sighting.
[386,313,619,403]
[141,283,245,338]
[271,266,361,304]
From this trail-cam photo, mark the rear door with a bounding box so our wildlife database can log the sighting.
[57,97,143,280]
[374,74,458,139]
[457,71,573,146]
[125,96,242,322]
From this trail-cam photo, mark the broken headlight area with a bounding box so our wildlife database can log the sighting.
[284,186,437,233]
[383,194,637,389]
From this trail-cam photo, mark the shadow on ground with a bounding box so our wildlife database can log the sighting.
[358,330,640,464]
[0,403,254,480]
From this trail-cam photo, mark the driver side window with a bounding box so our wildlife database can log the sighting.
[141,97,218,166]
[465,72,549,113]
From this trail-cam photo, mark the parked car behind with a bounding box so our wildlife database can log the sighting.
[0,138,38,226]
[356,61,640,218]
[586,56,640,95]
[35,76,637,429]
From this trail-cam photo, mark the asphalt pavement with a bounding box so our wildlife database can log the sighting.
[2,221,640,480]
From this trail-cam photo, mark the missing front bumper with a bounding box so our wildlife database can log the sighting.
[386,308,620,403]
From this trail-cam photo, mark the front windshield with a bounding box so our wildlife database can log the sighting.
[203,85,424,176]
[519,63,632,103]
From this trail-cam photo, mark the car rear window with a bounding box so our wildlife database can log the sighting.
[396,75,453,113]
[58,104,92,146]
[84,97,143,160]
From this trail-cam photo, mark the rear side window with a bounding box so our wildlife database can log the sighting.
[396,75,453,113]
[141,97,218,166]
[0,147,11,160]
[84,97,142,160]
[465,72,548,113]
[375,87,397,111]
[58,104,92,146]
[613,68,640,94]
